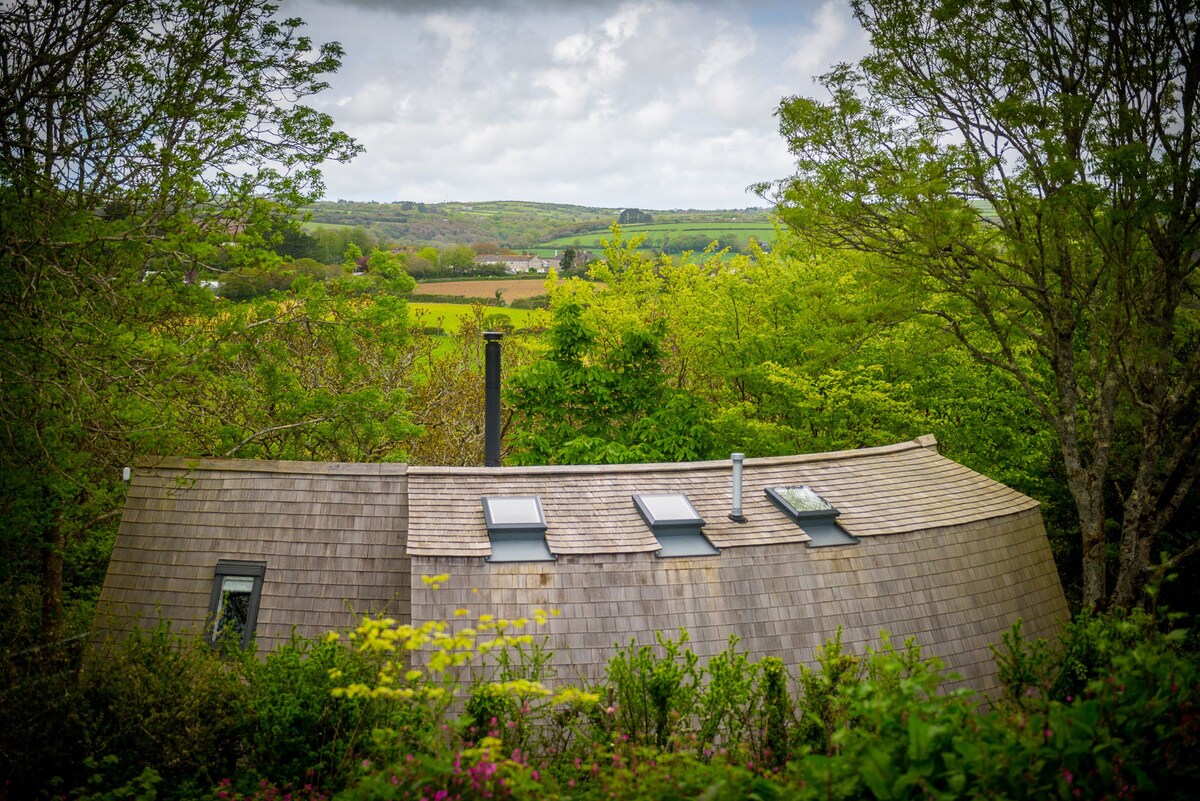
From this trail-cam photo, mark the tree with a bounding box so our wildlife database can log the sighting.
[560,247,577,272]
[440,244,476,273]
[0,0,360,641]
[506,299,716,466]
[618,208,654,225]
[762,0,1200,608]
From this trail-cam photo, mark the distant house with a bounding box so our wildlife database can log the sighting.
[473,254,547,274]
[93,435,1068,695]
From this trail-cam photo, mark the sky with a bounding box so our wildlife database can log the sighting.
[278,0,871,210]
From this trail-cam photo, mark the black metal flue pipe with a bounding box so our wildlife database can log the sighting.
[484,332,503,467]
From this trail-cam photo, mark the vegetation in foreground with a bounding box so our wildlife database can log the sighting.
[2,584,1196,801]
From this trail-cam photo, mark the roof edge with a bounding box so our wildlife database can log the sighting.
[131,455,409,476]
[409,435,941,477]
[132,435,941,478]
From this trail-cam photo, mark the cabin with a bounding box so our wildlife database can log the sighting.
[93,435,1069,695]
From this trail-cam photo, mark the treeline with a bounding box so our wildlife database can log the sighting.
[306,199,618,249]
[301,200,774,252]
[217,225,544,301]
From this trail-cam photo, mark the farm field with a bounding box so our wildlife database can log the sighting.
[537,220,777,256]
[414,278,551,300]
[408,302,545,333]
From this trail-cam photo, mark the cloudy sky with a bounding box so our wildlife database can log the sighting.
[278,0,870,209]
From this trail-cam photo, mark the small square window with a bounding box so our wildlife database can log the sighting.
[207,560,265,648]
[482,496,555,562]
[632,493,719,558]
[765,486,857,547]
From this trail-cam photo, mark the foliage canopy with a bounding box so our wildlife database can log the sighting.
[763,0,1200,608]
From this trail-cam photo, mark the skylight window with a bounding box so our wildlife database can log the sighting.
[633,493,719,558]
[482,496,555,562]
[765,486,857,547]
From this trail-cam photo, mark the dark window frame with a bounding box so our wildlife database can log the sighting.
[207,560,266,648]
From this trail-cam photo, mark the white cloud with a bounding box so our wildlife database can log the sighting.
[278,0,864,208]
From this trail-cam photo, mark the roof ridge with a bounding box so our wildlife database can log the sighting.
[408,436,939,477]
[132,455,409,476]
[133,436,940,477]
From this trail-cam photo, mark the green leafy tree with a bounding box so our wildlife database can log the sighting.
[0,0,361,641]
[762,0,1200,608]
[507,299,716,465]
[440,244,476,273]
[618,208,654,225]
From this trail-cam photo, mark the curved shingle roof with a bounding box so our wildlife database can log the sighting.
[406,435,1039,558]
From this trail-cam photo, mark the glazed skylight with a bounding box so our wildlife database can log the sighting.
[482,496,554,562]
[765,486,858,548]
[632,493,719,558]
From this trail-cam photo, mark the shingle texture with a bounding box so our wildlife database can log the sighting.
[94,457,410,653]
[406,435,1040,555]
[94,436,1068,696]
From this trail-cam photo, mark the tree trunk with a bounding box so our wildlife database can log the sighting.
[1079,504,1108,609]
[1109,484,1159,609]
[40,524,64,644]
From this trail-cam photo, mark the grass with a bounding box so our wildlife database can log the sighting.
[538,220,777,252]
[408,302,545,333]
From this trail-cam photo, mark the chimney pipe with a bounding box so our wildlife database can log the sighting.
[729,452,747,523]
[484,332,503,467]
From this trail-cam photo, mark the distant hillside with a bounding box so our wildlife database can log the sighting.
[303,199,774,251]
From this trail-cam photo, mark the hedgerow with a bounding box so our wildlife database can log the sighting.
[2,579,1196,800]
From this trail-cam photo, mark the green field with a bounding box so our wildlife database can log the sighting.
[537,220,776,254]
[408,302,545,333]
[301,220,355,231]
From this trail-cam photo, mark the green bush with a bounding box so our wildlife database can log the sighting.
[241,634,393,793]
[7,600,1197,801]
[603,630,701,751]
[75,624,252,798]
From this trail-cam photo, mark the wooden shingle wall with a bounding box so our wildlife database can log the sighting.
[410,507,1068,696]
[93,457,411,653]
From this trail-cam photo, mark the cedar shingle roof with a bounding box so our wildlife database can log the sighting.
[406,435,1039,558]
[95,457,410,652]
[93,436,1067,696]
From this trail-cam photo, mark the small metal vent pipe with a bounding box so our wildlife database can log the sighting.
[484,332,503,467]
[729,452,747,523]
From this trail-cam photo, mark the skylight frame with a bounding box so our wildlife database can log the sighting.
[764,485,858,548]
[765,486,840,521]
[482,495,555,562]
[632,493,705,529]
[632,492,720,558]
[482,495,547,531]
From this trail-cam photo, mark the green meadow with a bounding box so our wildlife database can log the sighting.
[408,302,544,333]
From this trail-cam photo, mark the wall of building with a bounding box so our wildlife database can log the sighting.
[411,508,1067,696]
[93,458,412,653]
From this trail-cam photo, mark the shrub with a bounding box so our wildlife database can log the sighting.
[240,634,395,793]
[602,630,701,751]
[75,624,252,798]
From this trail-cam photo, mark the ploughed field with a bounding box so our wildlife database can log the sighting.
[413,278,549,300]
